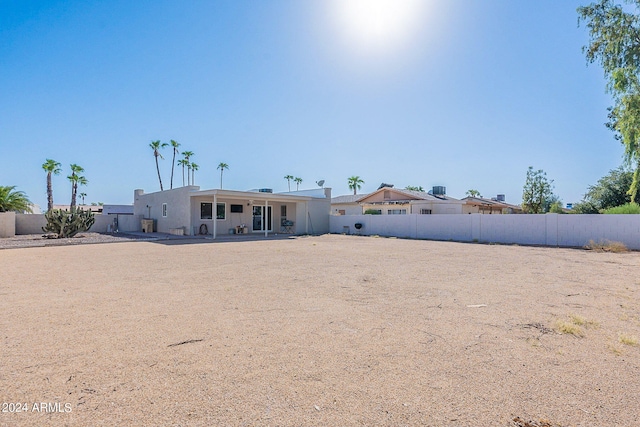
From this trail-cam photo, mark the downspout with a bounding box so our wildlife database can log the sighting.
[213,194,217,240]
[264,200,268,237]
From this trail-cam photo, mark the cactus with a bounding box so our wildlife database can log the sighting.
[42,208,95,238]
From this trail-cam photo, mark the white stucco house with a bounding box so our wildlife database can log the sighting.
[133,186,331,238]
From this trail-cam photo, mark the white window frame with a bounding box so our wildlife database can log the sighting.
[216,202,226,220]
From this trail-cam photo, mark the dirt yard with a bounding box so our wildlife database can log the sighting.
[0,234,638,426]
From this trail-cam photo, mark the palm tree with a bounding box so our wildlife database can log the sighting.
[0,186,32,213]
[284,175,294,191]
[191,163,199,185]
[150,140,168,191]
[42,159,61,212]
[79,192,87,205]
[348,176,364,195]
[217,162,229,189]
[466,189,482,198]
[294,177,303,190]
[68,164,87,211]
[177,159,190,186]
[181,151,194,185]
[169,139,180,189]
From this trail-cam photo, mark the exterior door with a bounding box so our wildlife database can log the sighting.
[252,206,272,232]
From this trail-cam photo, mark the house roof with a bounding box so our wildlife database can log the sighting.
[331,194,363,204]
[357,187,462,203]
[461,196,522,211]
[190,188,322,202]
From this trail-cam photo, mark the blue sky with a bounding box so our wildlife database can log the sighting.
[0,0,622,208]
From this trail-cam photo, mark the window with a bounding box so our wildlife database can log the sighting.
[201,203,212,219]
[216,203,225,220]
[420,209,432,214]
[388,209,407,215]
[338,210,346,216]
[230,204,243,213]
[162,203,167,217]
[281,205,287,218]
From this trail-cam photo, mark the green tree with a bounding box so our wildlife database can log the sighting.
[572,166,639,213]
[191,162,199,185]
[521,167,555,213]
[177,159,190,186]
[0,186,32,213]
[79,192,87,205]
[217,162,229,189]
[150,140,168,191]
[169,139,181,189]
[348,176,364,195]
[465,189,482,198]
[294,177,302,190]
[181,151,194,185]
[284,175,294,191]
[42,159,61,212]
[405,185,425,192]
[68,164,87,212]
[578,1,640,199]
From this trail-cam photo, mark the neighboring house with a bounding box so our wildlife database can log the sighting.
[331,194,363,216]
[332,186,465,215]
[461,195,523,214]
[133,186,331,237]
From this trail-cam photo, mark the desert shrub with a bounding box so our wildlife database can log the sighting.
[42,208,95,238]
[585,239,628,253]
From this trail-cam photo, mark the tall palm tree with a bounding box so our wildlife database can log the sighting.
[191,163,199,185]
[169,139,180,189]
[348,176,364,195]
[42,159,61,212]
[294,177,303,190]
[181,151,194,185]
[67,164,86,211]
[150,140,168,191]
[177,159,190,186]
[0,186,32,213]
[217,162,229,189]
[79,192,87,205]
[284,175,294,191]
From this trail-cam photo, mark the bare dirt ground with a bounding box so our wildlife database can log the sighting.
[0,234,638,426]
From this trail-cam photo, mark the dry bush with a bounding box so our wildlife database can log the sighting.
[585,239,628,253]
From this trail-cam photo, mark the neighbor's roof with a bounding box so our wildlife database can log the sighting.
[357,187,461,203]
[461,196,522,210]
[331,194,365,204]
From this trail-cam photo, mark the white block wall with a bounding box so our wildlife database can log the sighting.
[330,214,640,249]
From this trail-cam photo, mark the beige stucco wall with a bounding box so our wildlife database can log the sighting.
[134,187,196,234]
[331,203,363,216]
[0,212,16,238]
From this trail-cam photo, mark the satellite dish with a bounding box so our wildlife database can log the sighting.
[316,180,325,187]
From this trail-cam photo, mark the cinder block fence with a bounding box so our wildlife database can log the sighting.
[330,214,640,250]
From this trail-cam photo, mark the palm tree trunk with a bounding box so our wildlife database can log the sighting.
[170,150,176,189]
[220,170,223,189]
[155,155,164,191]
[182,164,185,187]
[46,173,53,211]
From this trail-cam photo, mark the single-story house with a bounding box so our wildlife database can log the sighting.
[461,196,523,214]
[133,186,331,238]
[332,186,465,215]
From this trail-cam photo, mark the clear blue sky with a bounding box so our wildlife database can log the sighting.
[0,0,622,209]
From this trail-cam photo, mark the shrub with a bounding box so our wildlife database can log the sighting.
[364,209,381,215]
[585,239,628,253]
[602,202,640,214]
[42,208,95,238]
